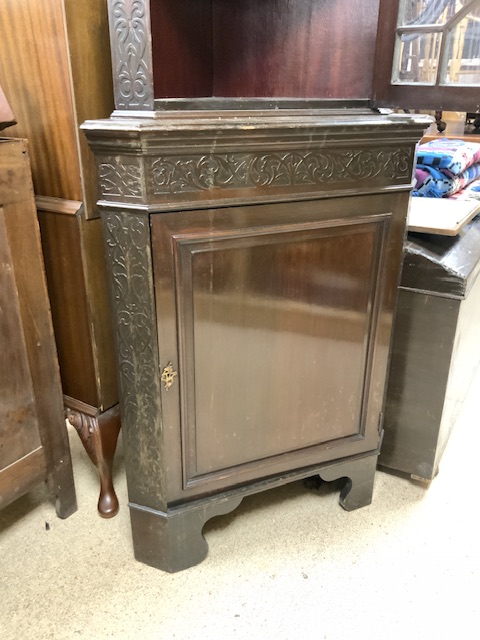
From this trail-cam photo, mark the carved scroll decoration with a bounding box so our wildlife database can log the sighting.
[109,0,154,110]
[102,211,162,502]
[99,161,143,199]
[150,148,413,194]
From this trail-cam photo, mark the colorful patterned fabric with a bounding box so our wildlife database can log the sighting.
[413,162,480,198]
[416,138,480,176]
[449,176,480,202]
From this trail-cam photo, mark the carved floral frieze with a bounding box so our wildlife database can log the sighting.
[148,148,413,195]
[95,146,413,203]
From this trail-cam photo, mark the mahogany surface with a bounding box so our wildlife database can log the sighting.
[151,196,400,499]
[149,0,380,100]
[151,0,213,98]
[211,0,380,98]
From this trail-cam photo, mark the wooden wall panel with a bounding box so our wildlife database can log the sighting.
[63,0,114,217]
[38,208,99,407]
[0,0,82,200]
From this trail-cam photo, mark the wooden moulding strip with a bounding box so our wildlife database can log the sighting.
[35,195,82,216]
[63,395,99,418]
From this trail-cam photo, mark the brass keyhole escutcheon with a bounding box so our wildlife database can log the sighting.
[161,362,177,390]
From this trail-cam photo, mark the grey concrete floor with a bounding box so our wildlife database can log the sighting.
[2,368,480,640]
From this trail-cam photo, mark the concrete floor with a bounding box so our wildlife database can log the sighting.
[2,368,480,640]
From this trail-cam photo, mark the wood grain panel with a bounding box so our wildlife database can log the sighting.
[0,0,82,199]
[211,0,380,98]
[37,208,99,407]
[63,0,114,218]
[78,213,118,409]
[151,0,213,98]
[0,141,71,464]
[0,448,46,511]
[0,138,76,517]
[149,0,379,99]
[178,223,379,479]
[151,193,399,499]
[0,205,43,470]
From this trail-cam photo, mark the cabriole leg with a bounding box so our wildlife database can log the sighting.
[66,403,121,518]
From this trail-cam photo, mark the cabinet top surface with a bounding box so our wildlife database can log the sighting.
[82,99,432,138]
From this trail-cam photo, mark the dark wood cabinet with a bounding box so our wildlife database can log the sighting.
[80,0,433,572]
[83,101,429,571]
[0,137,76,517]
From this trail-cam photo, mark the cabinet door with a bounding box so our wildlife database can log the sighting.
[152,194,403,499]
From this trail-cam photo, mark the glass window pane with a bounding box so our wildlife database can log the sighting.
[392,31,443,83]
[397,0,450,27]
[442,9,480,85]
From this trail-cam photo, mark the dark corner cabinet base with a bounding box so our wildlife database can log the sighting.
[130,453,378,573]
[83,100,429,572]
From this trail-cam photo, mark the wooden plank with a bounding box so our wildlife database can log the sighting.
[408,197,480,236]
[0,448,47,510]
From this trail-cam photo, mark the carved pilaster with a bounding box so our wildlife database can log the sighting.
[108,0,154,110]
[102,210,164,509]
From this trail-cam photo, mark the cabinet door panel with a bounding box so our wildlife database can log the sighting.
[152,196,395,496]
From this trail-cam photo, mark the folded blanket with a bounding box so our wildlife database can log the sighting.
[413,162,480,198]
[416,138,480,176]
[449,175,480,201]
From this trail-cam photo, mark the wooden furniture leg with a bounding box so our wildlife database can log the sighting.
[65,399,121,518]
[318,453,378,511]
[435,110,446,132]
